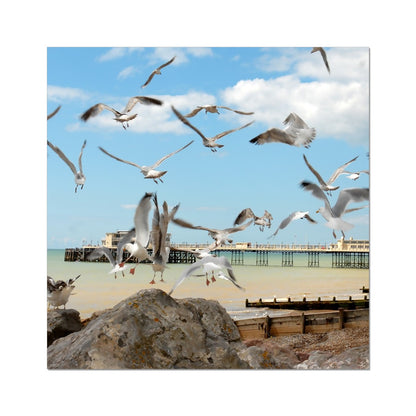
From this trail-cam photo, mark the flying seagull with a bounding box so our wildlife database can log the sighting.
[300,180,369,238]
[269,211,317,238]
[172,106,254,152]
[234,208,273,231]
[311,47,330,74]
[98,140,193,184]
[185,105,254,118]
[120,192,154,276]
[80,96,163,129]
[141,56,176,88]
[148,194,179,284]
[172,217,253,248]
[168,255,245,295]
[250,113,316,148]
[47,105,61,120]
[47,275,80,309]
[86,229,137,278]
[303,154,359,194]
[342,170,370,181]
[47,139,87,192]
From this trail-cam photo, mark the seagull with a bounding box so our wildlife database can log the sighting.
[86,231,135,278]
[303,154,359,194]
[269,211,317,238]
[300,180,369,238]
[234,208,273,231]
[170,245,216,260]
[80,96,163,129]
[141,56,176,88]
[172,106,254,152]
[47,105,61,120]
[121,192,154,275]
[47,139,87,192]
[311,47,330,74]
[250,113,316,148]
[172,217,253,248]
[98,140,193,184]
[47,275,80,309]
[168,255,245,295]
[184,105,254,118]
[148,194,179,284]
[342,170,370,181]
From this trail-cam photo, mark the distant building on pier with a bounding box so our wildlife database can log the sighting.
[328,237,369,251]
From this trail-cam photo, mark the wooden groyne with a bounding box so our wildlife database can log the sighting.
[245,296,369,311]
[234,309,369,340]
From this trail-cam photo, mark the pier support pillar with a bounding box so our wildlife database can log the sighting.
[231,250,244,265]
[282,251,293,267]
[256,250,268,266]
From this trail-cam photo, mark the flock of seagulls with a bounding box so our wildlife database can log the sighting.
[47,47,369,308]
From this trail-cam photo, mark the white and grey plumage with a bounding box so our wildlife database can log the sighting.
[47,105,61,120]
[303,154,359,194]
[300,180,369,238]
[311,47,330,74]
[185,105,254,118]
[141,56,176,88]
[269,211,317,238]
[172,106,254,152]
[250,113,316,148]
[168,255,245,295]
[80,96,163,129]
[47,139,87,193]
[98,140,193,184]
[342,170,370,181]
[172,217,253,248]
[234,208,273,231]
[170,244,216,260]
[122,192,155,275]
[86,230,135,277]
[47,275,80,309]
[148,194,179,284]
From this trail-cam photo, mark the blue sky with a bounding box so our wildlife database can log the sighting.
[47,47,369,248]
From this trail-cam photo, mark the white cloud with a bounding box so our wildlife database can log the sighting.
[121,204,137,209]
[47,85,90,102]
[97,47,143,62]
[117,66,137,79]
[186,47,214,57]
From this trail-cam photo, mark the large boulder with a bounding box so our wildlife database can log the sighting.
[47,289,250,369]
[47,309,82,347]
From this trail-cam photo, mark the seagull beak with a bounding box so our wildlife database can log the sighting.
[316,209,320,213]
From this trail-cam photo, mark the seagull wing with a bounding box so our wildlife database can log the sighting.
[116,228,136,263]
[327,155,359,185]
[80,103,121,121]
[150,140,194,169]
[312,47,330,74]
[264,210,273,220]
[234,208,255,225]
[87,247,116,267]
[303,154,328,188]
[157,56,176,70]
[133,192,154,247]
[184,107,204,118]
[98,146,143,170]
[332,188,369,218]
[212,121,255,141]
[168,259,208,295]
[123,96,163,113]
[304,213,318,224]
[224,220,253,234]
[47,105,61,120]
[217,106,254,115]
[249,128,293,145]
[78,140,87,174]
[171,106,207,140]
[141,71,156,88]
[300,181,333,214]
[47,141,77,175]
[284,113,310,130]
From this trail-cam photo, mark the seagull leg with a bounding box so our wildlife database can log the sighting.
[159,178,164,183]
[149,272,156,285]
[332,230,337,239]
[153,179,158,184]
[205,272,210,286]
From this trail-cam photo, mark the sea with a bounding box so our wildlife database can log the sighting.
[47,249,370,321]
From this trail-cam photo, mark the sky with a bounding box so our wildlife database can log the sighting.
[47,47,370,248]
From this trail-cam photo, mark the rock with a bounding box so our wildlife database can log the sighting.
[47,309,82,347]
[295,346,369,370]
[47,289,251,369]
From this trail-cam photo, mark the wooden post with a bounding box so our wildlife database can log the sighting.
[338,308,345,329]
[300,313,306,334]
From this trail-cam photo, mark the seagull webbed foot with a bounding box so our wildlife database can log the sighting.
[149,279,156,285]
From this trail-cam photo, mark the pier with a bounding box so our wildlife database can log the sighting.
[64,239,369,269]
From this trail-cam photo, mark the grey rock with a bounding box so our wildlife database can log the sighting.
[47,309,82,347]
[47,289,250,369]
